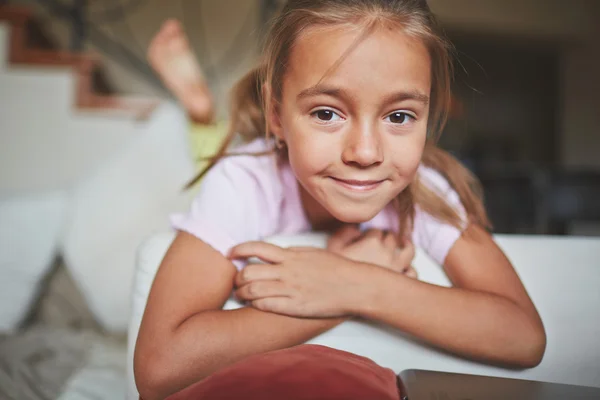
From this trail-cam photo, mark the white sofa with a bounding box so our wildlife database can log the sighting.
[126,233,600,400]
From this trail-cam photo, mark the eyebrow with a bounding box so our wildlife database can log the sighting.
[297,84,430,105]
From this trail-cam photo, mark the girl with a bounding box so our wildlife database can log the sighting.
[135,1,547,399]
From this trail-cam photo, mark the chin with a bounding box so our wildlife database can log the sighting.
[327,203,383,224]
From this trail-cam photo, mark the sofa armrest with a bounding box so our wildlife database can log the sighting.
[126,232,176,400]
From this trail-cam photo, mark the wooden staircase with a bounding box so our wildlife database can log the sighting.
[0,4,158,120]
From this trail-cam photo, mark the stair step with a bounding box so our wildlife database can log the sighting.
[0,4,158,120]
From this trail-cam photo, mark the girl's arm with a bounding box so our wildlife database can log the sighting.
[134,232,342,400]
[352,224,546,367]
[234,224,546,369]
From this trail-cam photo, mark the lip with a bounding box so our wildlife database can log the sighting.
[330,177,385,192]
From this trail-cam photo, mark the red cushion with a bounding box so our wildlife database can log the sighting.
[166,344,400,400]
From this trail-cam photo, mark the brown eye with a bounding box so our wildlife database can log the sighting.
[316,110,334,121]
[388,112,411,124]
[312,109,341,122]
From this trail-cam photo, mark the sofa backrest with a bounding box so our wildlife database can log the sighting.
[126,232,600,399]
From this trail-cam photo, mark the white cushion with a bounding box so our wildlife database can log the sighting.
[126,233,600,399]
[0,191,68,332]
[62,102,196,333]
[301,235,600,388]
[126,232,176,400]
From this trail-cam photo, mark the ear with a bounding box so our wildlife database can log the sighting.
[263,83,284,141]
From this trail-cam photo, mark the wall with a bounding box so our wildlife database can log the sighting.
[431,0,599,171]
[560,1,600,169]
[428,0,594,39]
[0,22,7,67]
[442,34,559,168]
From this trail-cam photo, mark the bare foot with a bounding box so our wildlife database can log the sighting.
[148,19,215,124]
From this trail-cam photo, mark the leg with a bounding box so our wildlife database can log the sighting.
[148,19,215,124]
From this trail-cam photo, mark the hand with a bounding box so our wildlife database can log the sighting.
[327,225,417,278]
[229,242,372,318]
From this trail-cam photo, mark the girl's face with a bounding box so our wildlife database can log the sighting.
[270,24,432,224]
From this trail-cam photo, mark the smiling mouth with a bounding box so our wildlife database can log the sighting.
[330,177,385,192]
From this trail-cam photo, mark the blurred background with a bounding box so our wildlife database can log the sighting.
[0,1,598,399]
[2,0,599,235]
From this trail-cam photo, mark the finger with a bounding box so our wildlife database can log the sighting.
[327,224,361,250]
[235,264,282,288]
[229,241,287,264]
[403,265,418,279]
[287,246,317,252]
[383,231,398,249]
[235,280,288,301]
[396,240,416,267]
[251,297,292,315]
[401,236,413,249]
[362,229,384,241]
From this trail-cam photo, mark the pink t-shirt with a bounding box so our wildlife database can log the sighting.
[171,139,466,269]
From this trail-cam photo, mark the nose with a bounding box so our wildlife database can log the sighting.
[341,123,384,168]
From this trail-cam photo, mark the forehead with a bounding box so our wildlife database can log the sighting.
[284,24,431,98]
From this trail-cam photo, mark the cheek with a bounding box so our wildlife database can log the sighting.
[389,133,427,177]
[287,136,330,178]
[282,117,333,176]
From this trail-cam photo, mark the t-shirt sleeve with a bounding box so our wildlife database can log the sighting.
[170,157,275,270]
[412,166,468,266]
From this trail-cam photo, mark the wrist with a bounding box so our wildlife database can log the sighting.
[341,261,389,317]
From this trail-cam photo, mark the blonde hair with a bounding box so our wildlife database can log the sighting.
[187,0,491,237]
